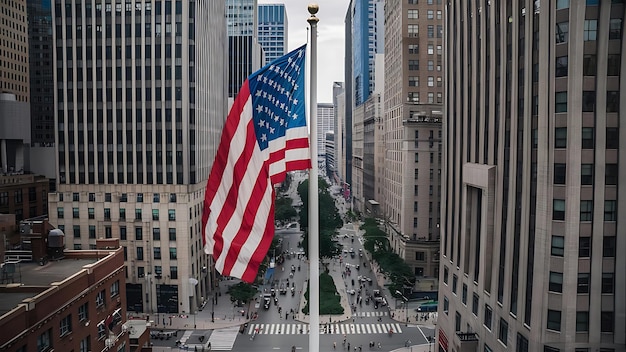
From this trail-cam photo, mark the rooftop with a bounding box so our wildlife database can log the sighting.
[0,258,98,315]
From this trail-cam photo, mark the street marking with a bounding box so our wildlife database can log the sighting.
[246,323,403,335]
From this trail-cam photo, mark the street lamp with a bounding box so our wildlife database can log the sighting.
[395,290,409,325]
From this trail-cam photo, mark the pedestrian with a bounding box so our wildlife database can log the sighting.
[347,342,350,350]
[333,341,337,349]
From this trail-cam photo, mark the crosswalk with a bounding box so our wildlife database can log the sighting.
[247,323,403,335]
[354,311,388,317]
[207,326,239,350]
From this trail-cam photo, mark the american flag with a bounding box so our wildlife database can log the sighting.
[202,45,310,282]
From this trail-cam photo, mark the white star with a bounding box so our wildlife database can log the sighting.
[280,118,285,126]
[261,134,267,142]
[256,105,263,114]
[265,122,270,129]
[255,90,262,97]
[293,99,298,105]
[294,84,299,91]
[274,115,279,122]
[292,113,298,120]
[269,127,275,134]
[263,91,267,98]
[257,75,263,81]
[263,76,268,83]
[280,102,285,109]
[288,57,293,63]
[274,66,281,73]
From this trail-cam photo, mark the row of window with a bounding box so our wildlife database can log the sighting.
[408,43,442,55]
[68,223,178,241]
[554,163,618,185]
[407,24,443,39]
[0,188,47,205]
[552,199,617,221]
[56,0,186,17]
[58,206,177,221]
[549,270,615,294]
[555,90,621,113]
[556,19,623,44]
[407,9,442,20]
[553,127,619,150]
[408,75,442,87]
[61,191,177,203]
[551,235,616,258]
[408,59,442,71]
[135,264,178,279]
[556,54,622,78]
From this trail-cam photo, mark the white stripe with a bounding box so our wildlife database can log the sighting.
[205,95,253,268]
[267,125,310,177]
[394,323,402,334]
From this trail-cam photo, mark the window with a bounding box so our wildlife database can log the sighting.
[88,208,95,219]
[73,207,80,218]
[104,208,111,220]
[607,128,619,149]
[169,228,177,241]
[78,302,88,321]
[602,273,614,293]
[578,273,590,293]
[582,128,594,149]
[603,236,616,257]
[80,336,91,352]
[111,280,119,297]
[553,199,565,220]
[579,237,591,257]
[556,22,569,43]
[606,91,619,112]
[154,247,161,259]
[607,54,621,76]
[137,247,143,260]
[498,318,508,345]
[576,311,589,332]
[547,309,561,331]
[484,304,493,329]
[409,76,419,87]
[582,91,596,112]
[443,266,449,284]
[37,329,52,351]
[581,164,593,185]
[609,19,622,40]
[601,312,614,332]
[135,227,142,240]
[170,266,178,279]
[583,54,597,76]
[135,209,142,220]
[408,44,419,54]
[168,209,176,221]
[428,76,434,86]
[408,24,419,37]
[169,247,177,259]
[556,0,569,9]
[408,9,418,19]
[153,228,161,240]
[584,20,598,41]
[427,25,434,38]
[73,192,80,201]
[580,200,593,221]
[604,201,617,222]
[57,207,64,218]
[152,209,159,220]
[452,274,458,294]
[59,314,72,336]
[137,193,143,202]
[415,251,425,261]
[73,225,81,238]
[120,226,127,240]
[409,60,419,70]
[97,320,106,339]
[554,164,566,184]
[606,164,618,185]
[96,290,105,307]
[551,236,564,256]
[89,193,96,202]
[89,226,96,239]
[555,92,567,113]
[170,193,177,202]
[472,293,479,315]
[549,272,563,293]
[555,56,568,77]
[462,284,468,304]
[555,128,567,148]
[120,193,127,202]
[119,208,126,220]
[105,193,111,202]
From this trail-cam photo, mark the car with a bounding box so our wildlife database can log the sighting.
[346,289,356,295]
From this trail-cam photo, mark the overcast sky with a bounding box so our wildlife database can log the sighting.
[258,0,350,103]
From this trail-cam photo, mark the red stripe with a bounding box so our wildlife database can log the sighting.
[240,188,276,282]
[202,81,251,248]
[221,157,270,275]
[213,118,258,269]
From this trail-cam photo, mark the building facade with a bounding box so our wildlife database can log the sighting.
[439,1,625,351]
[317,103,335,162]
[332,81,345,184]
[49,0,229,315]
[0,0,29,102]
[27,0,55,145]
[382,0,443,264]
[226,0,262,98]
[257,4,287,65]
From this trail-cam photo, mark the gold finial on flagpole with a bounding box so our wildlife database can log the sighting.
[308,3,319,23]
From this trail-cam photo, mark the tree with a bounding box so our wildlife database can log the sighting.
[274,195,298,225]
[227,282,258,314]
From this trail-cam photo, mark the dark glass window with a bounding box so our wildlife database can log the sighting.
[581,164,593,185]
[555,56,568,77]
[582,128,594,149]
[551,236,564,256]
[578,273,590,293]
[579,237,591,257]
[554,163,566,184]
[605,164,618,185]
[582,91,596,112]
[601,273,614,293]
[603,236,616,257]
[555,128,567,148]
[547,309,561,331]
[606,128,619,149]
[549,272,563,292]
[601,312,614,332]
[553,199,565,220]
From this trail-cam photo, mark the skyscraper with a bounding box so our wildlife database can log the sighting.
[439,1,625,351]
[381,0,443,273]
[226,0,262,98]
[0,0,29,102]
[351,0,384,107]
[49,0,228,315]
[258,4,288,65]
[317,103,335,161]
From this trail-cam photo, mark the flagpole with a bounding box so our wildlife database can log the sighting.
[307,4,320,352]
